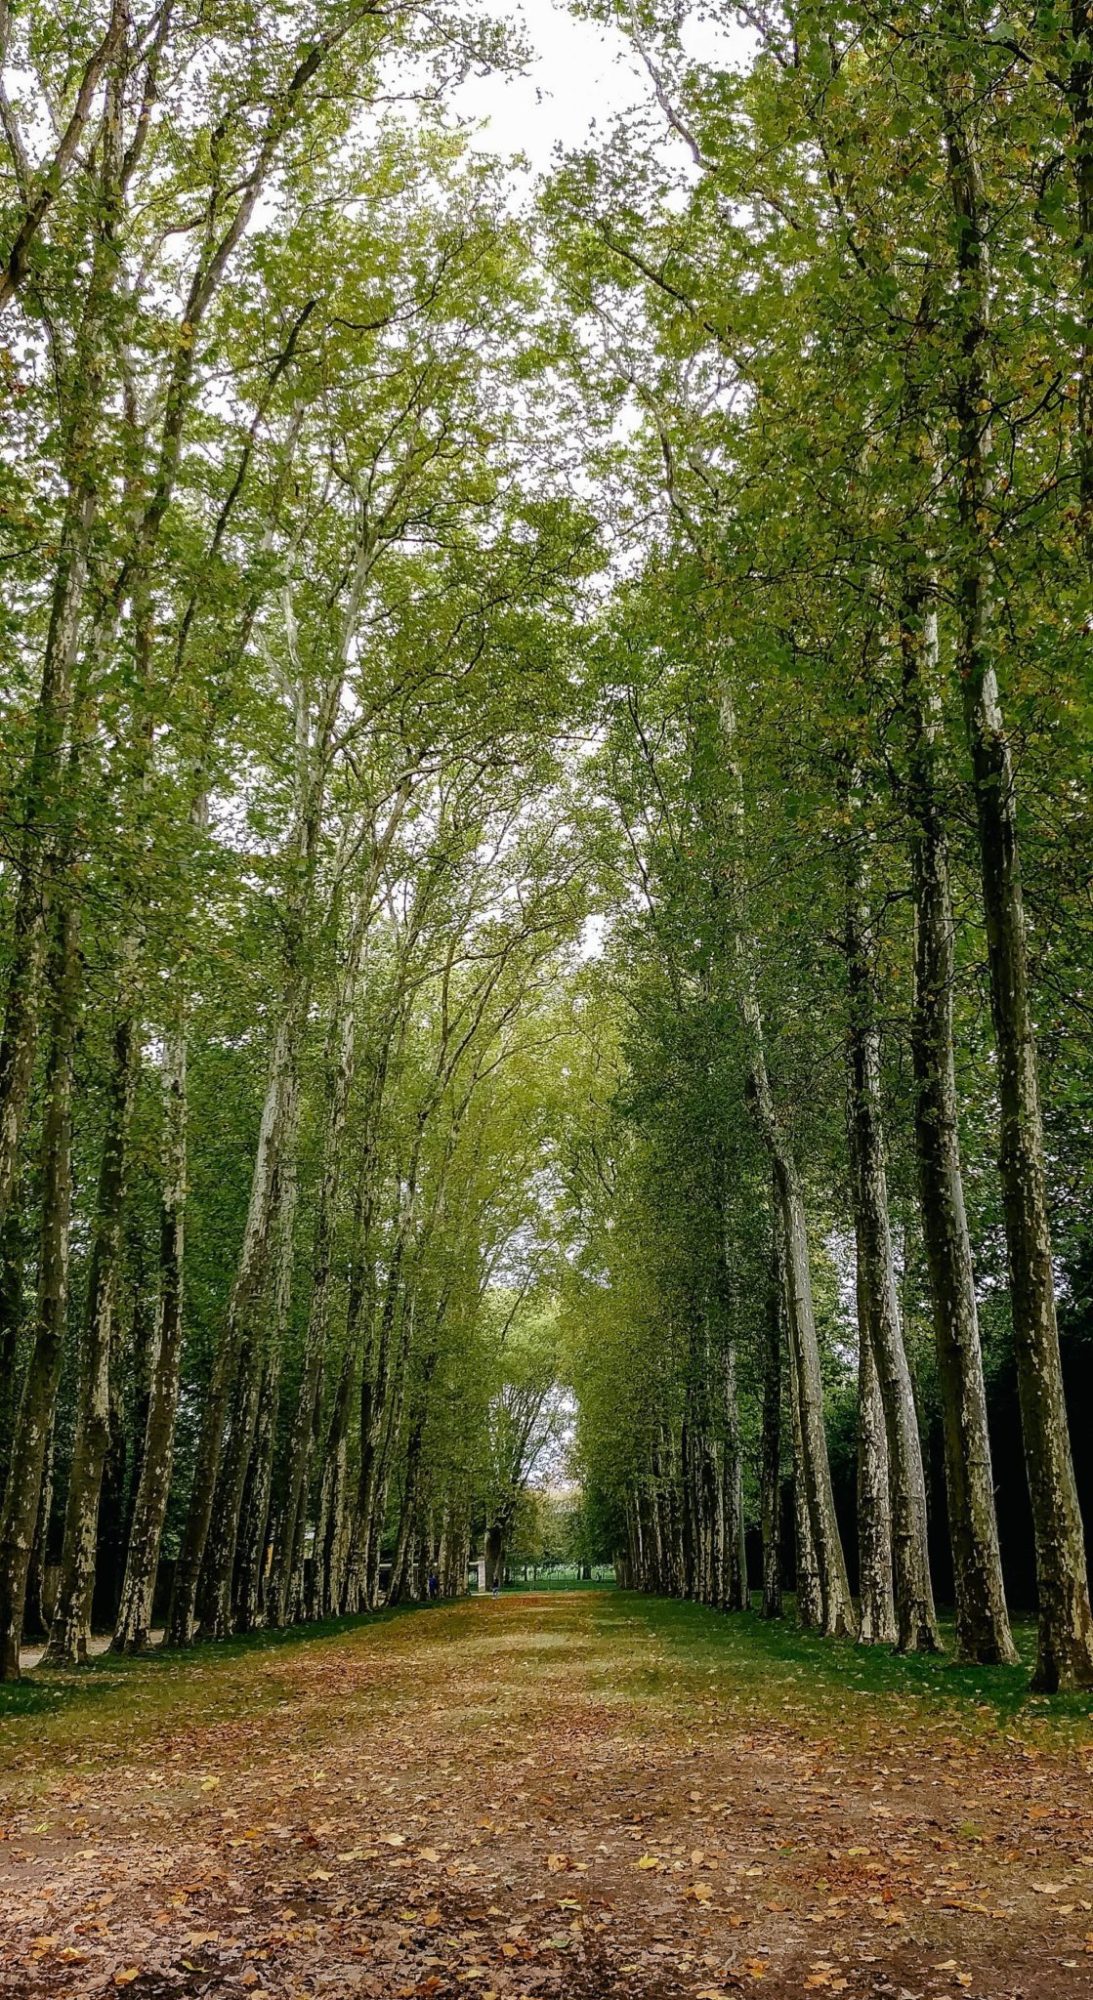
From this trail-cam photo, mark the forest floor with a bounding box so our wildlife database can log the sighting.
[2,1592,1092,2000]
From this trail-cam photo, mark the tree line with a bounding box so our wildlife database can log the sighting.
[3,0,1093,1699]
[0,0,587,1680]
[556,0,1093,1694]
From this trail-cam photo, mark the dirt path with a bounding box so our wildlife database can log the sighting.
[1,1593,1091,2000]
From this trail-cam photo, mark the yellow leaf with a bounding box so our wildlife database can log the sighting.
[114,1974,141,1989]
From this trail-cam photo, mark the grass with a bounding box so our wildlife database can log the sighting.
[596,1591,1093,1747]
[6,1587,1092,1766]
[0,1598,432,1741]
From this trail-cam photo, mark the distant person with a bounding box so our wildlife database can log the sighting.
[428,1567,439,1600]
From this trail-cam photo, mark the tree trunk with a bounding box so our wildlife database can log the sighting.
[0,1205,24,1499]
[118,1240,158,1573]
[721,688,855,1638]
[92,1330,130,1632]
[648,1465,666,1591]
[0,904,79,1679]
[721,1341,747,1611]
[941,56,1093,1690]
[234,1345,282,1632]
[760,1228,783,1620]
[113,1020,187,1652]
[845,871,940,1654]
[784,1254,824,1632]
[856,1312,896,1645]
[1068,0,1093,571]
[24,1418,56,1641]
[903,598,1015,1664]
[313,1346,355,1618]
[772,1157,856,1637]
[200,1092,298,1640]
[166,993,301,1646]
[43,1013,137,1665]
[269,895,370,1625]
[387,1411,429,1607]
[485,1521,504,1590]
[354,1198,413,1607]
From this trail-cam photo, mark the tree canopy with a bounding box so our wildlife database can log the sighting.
[1,0,1092,1696]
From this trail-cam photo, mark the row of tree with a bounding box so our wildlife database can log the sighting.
[0,0,581,1679]
[558,0,1093,1693]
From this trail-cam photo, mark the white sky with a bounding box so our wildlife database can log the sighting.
[452,0,747,175]
[452,2,648,173]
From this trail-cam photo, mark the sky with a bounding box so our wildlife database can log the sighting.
[451,0,749,177]
[452,1,655,173]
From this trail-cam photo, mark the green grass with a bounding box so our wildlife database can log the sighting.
[0,1598,433,1740]
[595,1591,1093,1746]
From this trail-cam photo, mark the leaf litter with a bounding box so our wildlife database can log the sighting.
[1,1594,1091,2000]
